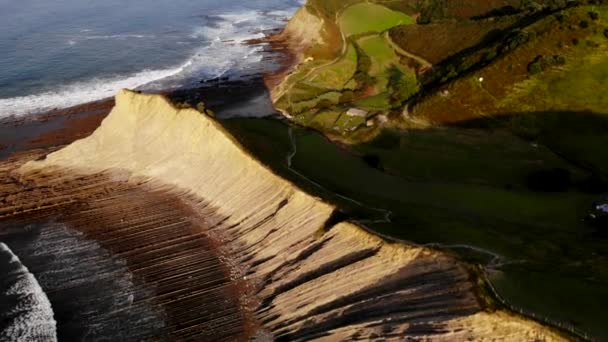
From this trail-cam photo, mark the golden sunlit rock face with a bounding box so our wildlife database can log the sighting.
[12,90,568,340]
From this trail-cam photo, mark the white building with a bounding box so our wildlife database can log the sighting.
[346,108,368,118]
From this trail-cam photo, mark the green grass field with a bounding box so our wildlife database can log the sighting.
[273,1,421,135]
[357,35,400,97]
[354,35,419,109]
[306,43,358,89]
[340,2,414,37]
[353,92,392,111]
[310,109,342,129]
[358,35,399,71]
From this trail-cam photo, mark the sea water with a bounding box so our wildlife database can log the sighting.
[0,0,303,117]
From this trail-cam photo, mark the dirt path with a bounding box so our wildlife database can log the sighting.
[384,31,433,68]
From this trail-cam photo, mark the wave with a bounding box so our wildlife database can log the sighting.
[0,7,297,118]
[0,243,57,342]
[82,34,155,40]
[0,223,166,340]
[0,61,192,118]
[174,9,296,79]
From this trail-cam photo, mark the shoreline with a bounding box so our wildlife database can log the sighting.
[0,99,113,161]
[0,81,278,162]
[247,29,301,95]
[0,23,295,161]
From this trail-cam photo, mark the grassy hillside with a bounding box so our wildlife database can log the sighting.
[413,4,608,177]
[274,0,608,143]
[274,0,421,140]
[223,115,607,341]
[265,0,608,339]
[340,3,414,36]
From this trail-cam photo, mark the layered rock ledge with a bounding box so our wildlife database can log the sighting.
[0,90,568,340]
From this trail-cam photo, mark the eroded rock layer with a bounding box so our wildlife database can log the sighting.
[0,159,252,341]
[1,90,569,340]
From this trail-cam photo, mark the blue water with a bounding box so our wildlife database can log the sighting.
[0,0,303,117]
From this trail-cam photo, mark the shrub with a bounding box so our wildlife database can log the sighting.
[528,60,543,75]
[339,90,354,103]
[196,102,206,113]
[457,59,475,73]
[586,40,600,48]
[555,12,567,23]
[418,0,445,24]
[353,45,373,88]
[387,67,419,104]
[522,0,542,11]
[484,50,498,61]
[553,55,566,65]
[589,11,600,20]
[527,55,566,75]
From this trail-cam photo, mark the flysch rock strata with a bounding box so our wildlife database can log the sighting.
[0,89,568,341]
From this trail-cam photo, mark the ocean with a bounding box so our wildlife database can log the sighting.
[0,0,303,118]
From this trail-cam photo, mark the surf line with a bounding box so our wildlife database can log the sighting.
[286,125,392,225]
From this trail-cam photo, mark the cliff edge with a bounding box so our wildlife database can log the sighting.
[19,90,568,340]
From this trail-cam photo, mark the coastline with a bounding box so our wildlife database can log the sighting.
[0,89,569,340]
[0,99,113,161]
[0,82,273,162]
[0,3,596,340]
[0,22,295,162]
[248,30,300,96]
[0,12,297,332]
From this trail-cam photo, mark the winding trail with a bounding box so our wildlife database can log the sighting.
[286,125,392,225]
[285,125,518,268]
[384,31,433,68]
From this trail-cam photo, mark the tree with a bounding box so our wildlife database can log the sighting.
[388,66,420,105]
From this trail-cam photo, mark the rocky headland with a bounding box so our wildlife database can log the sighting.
[0,90,572,340]
[2,0,606,340]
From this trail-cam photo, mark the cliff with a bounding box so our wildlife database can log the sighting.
[280,6,325,53]
[17,90,568,340]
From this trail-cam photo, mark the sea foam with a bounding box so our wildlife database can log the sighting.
[0,8,295,119]
[0,62,191,118]
[0,243,57,342]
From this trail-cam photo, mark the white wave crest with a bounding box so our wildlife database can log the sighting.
[0,243,57,342]
[0,61,192,118]
[83,34,155,40]
[181,8,294,78]
[2,6,298,118]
